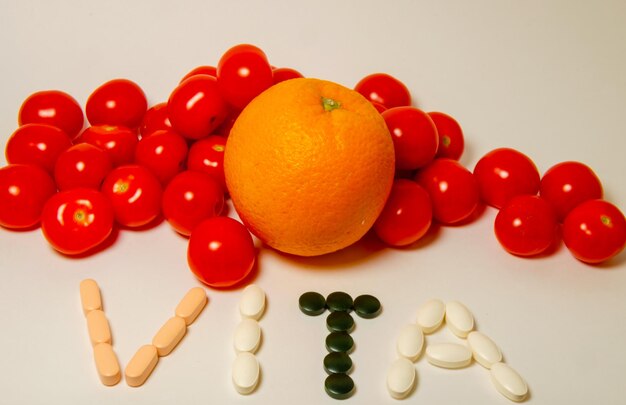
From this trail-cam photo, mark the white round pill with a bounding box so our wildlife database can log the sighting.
[426,342,472,369]
[445,301,474,338]
[416,298,445,334]
[396,324,424,362]
[490,362,528,402]
[386,357,416,399]
[467,331,502,369]
[232,352,260,395]
[233,318,262,354]
[239,284,266,320]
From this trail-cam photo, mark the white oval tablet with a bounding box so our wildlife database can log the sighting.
[234,318,262,353]
[445,301,474,338]
[467,331,502,369]
[396,324,424,362]
[416,299,445,333]
[426,342,472,369]
[386,357,416,399]
[232,352,260,395]
[239,285,266,320]
[490,362,528,402]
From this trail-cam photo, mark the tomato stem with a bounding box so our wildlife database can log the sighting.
[321,97,341,112]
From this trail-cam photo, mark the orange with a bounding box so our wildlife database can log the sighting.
[224,78,395,256]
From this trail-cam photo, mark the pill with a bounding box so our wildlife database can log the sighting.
[299,291,326,316]
[324,373,355,400]
[239,284,266,320]
[175,287,207,326]
[445,300,474,338]
[323,352,352,374]
[232,352,260,395]
[386,357,416,399]
[125,344,159,387]
[80,279,102,316]
[426,342,472,369]
[326,311,355,333]
[325,331,354,353]
[490,362,529,402]
[416,298,445,333]
[86,309,112,346]
[152,316,187,357]
[233,318,262,354]
[467,331,502,369]
[353,294,381,319]
[396,324,424,362]
[92,343,121,386]
[326,291,353,312]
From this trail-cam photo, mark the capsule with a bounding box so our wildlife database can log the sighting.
[125,345,159,387]
[416,298,445,333]
[396,324,424,362]
[152,316,187,357]
[175,287,207,326]
[387,357,416,399]
[93,343,121,386]
[490,362,528,402]
[445,301,474,338]
[426,342,472,369]
[467,331,502,369]
[86,309,112,346]
[239,284,266,320]
[232,352,260,395]
[233,318,262,354]
[80,279,102,315]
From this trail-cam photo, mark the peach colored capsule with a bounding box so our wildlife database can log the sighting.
[86,309,112,346]
[152,316,187,357]
[80,279,102,315]
[93,343,121,386]
[175,287,207,326]
[125,345,159,387]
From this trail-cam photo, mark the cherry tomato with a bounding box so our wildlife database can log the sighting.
[213,110,239,137]
[54,143,112,191]
[539,161,603,222]
[428,112,464,160]
[0,164,56,230]
[18,90,84,139]
[168,75,229,140]
[414,158,479,225]
[101,165,162,228]
[272,67,304,84]
[186,135,227,191]
[134,129,188,185]
[382,107,439,170]
[187,216,256,288]
[473,148,540,209]
[86,78,147,129]
[354,73,411,109]
[162,171,224,236]
[139,103,172,138]
[180,65,217,83]
[77,125,138,167]
[5,123,72,173]
[494,195,559,257]
[563,199,626,264]
[371,102,387,114]
[373,179,432,246]
[217,44,273,110]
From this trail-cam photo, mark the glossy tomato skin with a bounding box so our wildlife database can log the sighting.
[5,123,72,173]
[539,161,603,222]
[0,164,57,229]
[180,65,217,83]
[217,44,274,110]
[382,106,439,170]
[162,171,224,236]
[41,188,114,255]
[134,129,188,185]
[86,79,147,129]
[428,111,464,160]
[18,90,84,139]
[414,158,479,225]
[187,216,256,288]
[354,73,411,109]
[168,75,229,140]
[139,103,172,138]
[563,199,626,264]
[54,143,112,191]
[473,148,540,209]
[186,135,227,190]
[373,179,432,246]
[101,165,162,228]
[77,125,139,167]
[272,67,304,84]
[494,195,559,257]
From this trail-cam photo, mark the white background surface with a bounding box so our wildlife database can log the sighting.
[1,1,625,404]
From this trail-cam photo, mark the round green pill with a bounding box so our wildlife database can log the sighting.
[327,311,355,333]
[324,352,353,374]
[326,291,353,312]
[324,373,355,400]
[353,294,381,319]
[325,331,354,353]
[299,291,326,316]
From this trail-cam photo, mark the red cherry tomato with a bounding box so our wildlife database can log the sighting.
[539,161,603,222]
[41,188,114,255]
[213,110,239,137]
[86,79,147,129]
[18,90,84,139]
[186,135,227,191]
[187,216,256,288]
[217,44,273,110]
[168,75,229,140]
[563,199,626,264]
[373,179,433,246]
[134,130,188,185]
[382,107,439,170]
[139,103,172,138]
[0,164,56,229]
[354,73,411,109]
[162,171,224,236]
[428,112,464,160]
[371,102,387,114]
[5,123,72,173]
[414,158,479,225]
[272,67,304,84]
[494,195,559,257]
[77,125,139,167]
[101,165,162,228]
[180,65,217,83]
[473,148,540,209]
[54,143,112,191]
